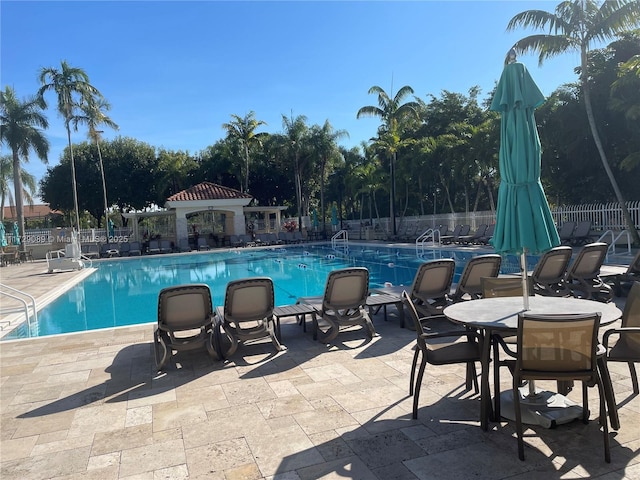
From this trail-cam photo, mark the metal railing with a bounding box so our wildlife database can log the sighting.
[0,283,37,336]
[331,230,349,252]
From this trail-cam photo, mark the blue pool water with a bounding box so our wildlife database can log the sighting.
[5,244,530,339]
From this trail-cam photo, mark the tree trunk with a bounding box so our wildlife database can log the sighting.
[67,126,81,234]
[12,151,24,251]
[580,44,640,245]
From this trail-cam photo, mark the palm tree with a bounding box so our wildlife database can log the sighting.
[281,113,310,231]
[0,87,49,248]
[75,96,119,228]
[39,60,103,232]
[222,111,267,193]
[310,120,349,234]
[508,0,640,244]
[357,85,419,235]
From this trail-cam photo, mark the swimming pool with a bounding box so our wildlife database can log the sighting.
[4,244,530,339]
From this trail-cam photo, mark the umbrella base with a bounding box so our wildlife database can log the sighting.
[498,386,583,428]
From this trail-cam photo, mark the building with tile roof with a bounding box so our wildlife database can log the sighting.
[123,182,287,247]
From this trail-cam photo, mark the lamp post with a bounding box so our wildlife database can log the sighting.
[95,130,109,235]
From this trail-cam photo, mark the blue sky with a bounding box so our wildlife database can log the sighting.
[2,1,579,191]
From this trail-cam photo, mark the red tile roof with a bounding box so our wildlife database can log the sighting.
[167,182,252,202]
[2,204,61,220]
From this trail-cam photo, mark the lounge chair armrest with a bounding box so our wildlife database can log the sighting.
[603,326,640,349]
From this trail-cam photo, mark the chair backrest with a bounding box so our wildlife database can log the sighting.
[457,225,471,237]
[516,312,601,377]
[622,282,640,348]
[471,224,488,239]
[453,254,502,300]
[566,242,608,279]
[322,267,369,310]
[572,220,592,238]
[129,241,141,252]
[481,276,533,297]
[628,250,640,275]
[224,277,274,324]
[449,225,462,237]
[411,259,455,303]
[157,284,213,331]
[531,246,573,283]
[402,290,428,336]
[558,221,576,240]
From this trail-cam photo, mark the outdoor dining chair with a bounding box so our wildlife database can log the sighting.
[609,249,640,297]
[154,283,220,371]
[403,290,481,420]
[602,281,640,396]
[511,312,611,463]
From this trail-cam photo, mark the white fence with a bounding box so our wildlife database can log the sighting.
[9,201,640,246]
[341,201,640,236]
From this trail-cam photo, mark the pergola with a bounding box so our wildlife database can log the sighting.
[122,182,288,244]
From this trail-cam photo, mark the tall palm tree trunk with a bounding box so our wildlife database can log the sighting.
[67,127,81,232]
[580,45,640,245]
[12,152,24,250]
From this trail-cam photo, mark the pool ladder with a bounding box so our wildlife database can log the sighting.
[331,230,349,253]
[415,228,441,257]
[0,283,38,336]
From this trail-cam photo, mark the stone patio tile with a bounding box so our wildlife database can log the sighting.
[10,409,75,439]
[30,432,94,456]
[91,424,154,456]
[184,437,254,477]
[152,464,190,479]
[175,383,229,411]
[152,401,208,432]
[221,377,278,405]
[256,394,315,419]
[294,455,377,480]
[292,403,359,436]
[119,438,186,478]
[125,405,153,427]
[0,434,37,461]
[67,402,127,437]
[0,445,91,480]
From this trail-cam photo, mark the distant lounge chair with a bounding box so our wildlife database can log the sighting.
[159,240,172,254]
[441,225,469,245]
[154,283,219,371]
[450,254,502,302]
[128,241,142,256]
[458,224,488,245]
[148,240,161,254]
[565,242,613,302]
[558,221,577,245]
[478,224,495,245]
[197,237,210,251]
[229,235,243,247]
[81,243,100,259]
[569,220,593,246]
[239,234,256,247]
[602,249,640,296]
[530,246,573,297]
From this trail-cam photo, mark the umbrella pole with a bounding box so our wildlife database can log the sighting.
[520,251,529,311]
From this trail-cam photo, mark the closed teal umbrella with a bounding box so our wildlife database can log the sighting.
[312,209,318,230]
[490,54,560,308]
[12,222,20,245]
[0,222,7,247]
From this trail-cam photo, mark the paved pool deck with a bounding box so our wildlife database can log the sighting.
[1,256,639,479]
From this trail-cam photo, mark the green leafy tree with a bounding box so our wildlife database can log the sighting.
[221,111,267,193]
[155,149,198,202]
[508,0,640,243]
[357,85,419,235]
[39,60,104,232]
[0,86,49,246]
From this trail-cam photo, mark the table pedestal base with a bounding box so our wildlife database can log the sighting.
[498,386,583,428]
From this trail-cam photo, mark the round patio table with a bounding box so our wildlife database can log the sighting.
[444,296,622,430]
